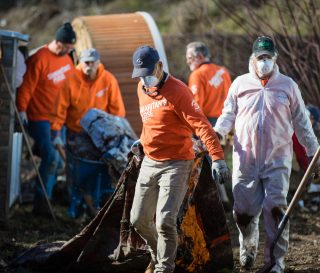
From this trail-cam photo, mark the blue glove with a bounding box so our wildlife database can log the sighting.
[211,159,231,184]
[51,130,63,147]
[53,136,63,147]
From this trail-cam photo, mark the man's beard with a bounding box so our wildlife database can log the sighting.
[84,68,93,75]
[57,50,68,56]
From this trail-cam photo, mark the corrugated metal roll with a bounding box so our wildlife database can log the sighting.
[72,12,168,135]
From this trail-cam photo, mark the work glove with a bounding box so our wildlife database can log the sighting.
[51,130,63,147]
[212,159,231,184]
[18,111,28,126]
[53,136,63,147]
[130,139,144,157]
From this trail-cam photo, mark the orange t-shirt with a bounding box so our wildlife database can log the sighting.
[16,45,74,121]
[138,75,224,161]
[51,63,126,132]
[261,78,269,86]
[188,63,231,119]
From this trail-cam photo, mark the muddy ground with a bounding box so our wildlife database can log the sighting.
[0,170,319,273]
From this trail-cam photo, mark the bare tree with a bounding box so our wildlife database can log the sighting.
[212,0,320,105]
[170,0,320,104]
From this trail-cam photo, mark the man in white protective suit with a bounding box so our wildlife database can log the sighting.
[214,36,320,273]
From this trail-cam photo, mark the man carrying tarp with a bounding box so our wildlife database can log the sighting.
[50,48,126,217]
[130,45,231,273]
[16,22,76,216]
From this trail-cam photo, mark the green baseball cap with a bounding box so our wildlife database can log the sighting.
[252,36,275,57]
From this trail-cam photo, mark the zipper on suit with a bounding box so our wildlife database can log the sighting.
[257,87,266,173]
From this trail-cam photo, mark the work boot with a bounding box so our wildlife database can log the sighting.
[270,264,284,273]
[239,252,254,271]
[144,261,155,273]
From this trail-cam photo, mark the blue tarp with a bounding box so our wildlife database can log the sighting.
[80,108,138,174]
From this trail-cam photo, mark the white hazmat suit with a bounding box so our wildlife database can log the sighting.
[214,57,319,272]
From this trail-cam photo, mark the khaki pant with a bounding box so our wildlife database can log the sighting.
[130,156,193,273]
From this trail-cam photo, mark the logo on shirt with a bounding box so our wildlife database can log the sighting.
[96,87,109,97]
[47,64,71,84]
[140,98,168,122]
[208,68,225,88]
[192,99,201,112]
[190,84,198,94]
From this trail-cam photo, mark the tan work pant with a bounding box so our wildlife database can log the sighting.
[130,156,193,273]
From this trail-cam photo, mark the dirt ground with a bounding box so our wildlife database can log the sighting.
[0,170,319,273]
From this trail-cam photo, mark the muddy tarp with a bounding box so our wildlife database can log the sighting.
[66,130,101,160]
[11,150,233,273]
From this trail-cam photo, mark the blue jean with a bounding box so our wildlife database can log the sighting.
[28,120,63,200]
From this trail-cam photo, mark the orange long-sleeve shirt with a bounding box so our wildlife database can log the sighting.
[51,63,126,132]
[188,63,231,119]
[16,45,74,121]
[138,75,224,161]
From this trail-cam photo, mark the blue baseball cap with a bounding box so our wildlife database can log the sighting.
[132,45,159,78]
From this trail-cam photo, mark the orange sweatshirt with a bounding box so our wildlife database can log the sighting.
[138,75,224,161]
[188,63,231,119]
[51,63,126,132]
[16,45,74,121]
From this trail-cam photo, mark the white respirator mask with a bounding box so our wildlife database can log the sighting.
[140,75,159,88]
[255,58,275,78]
